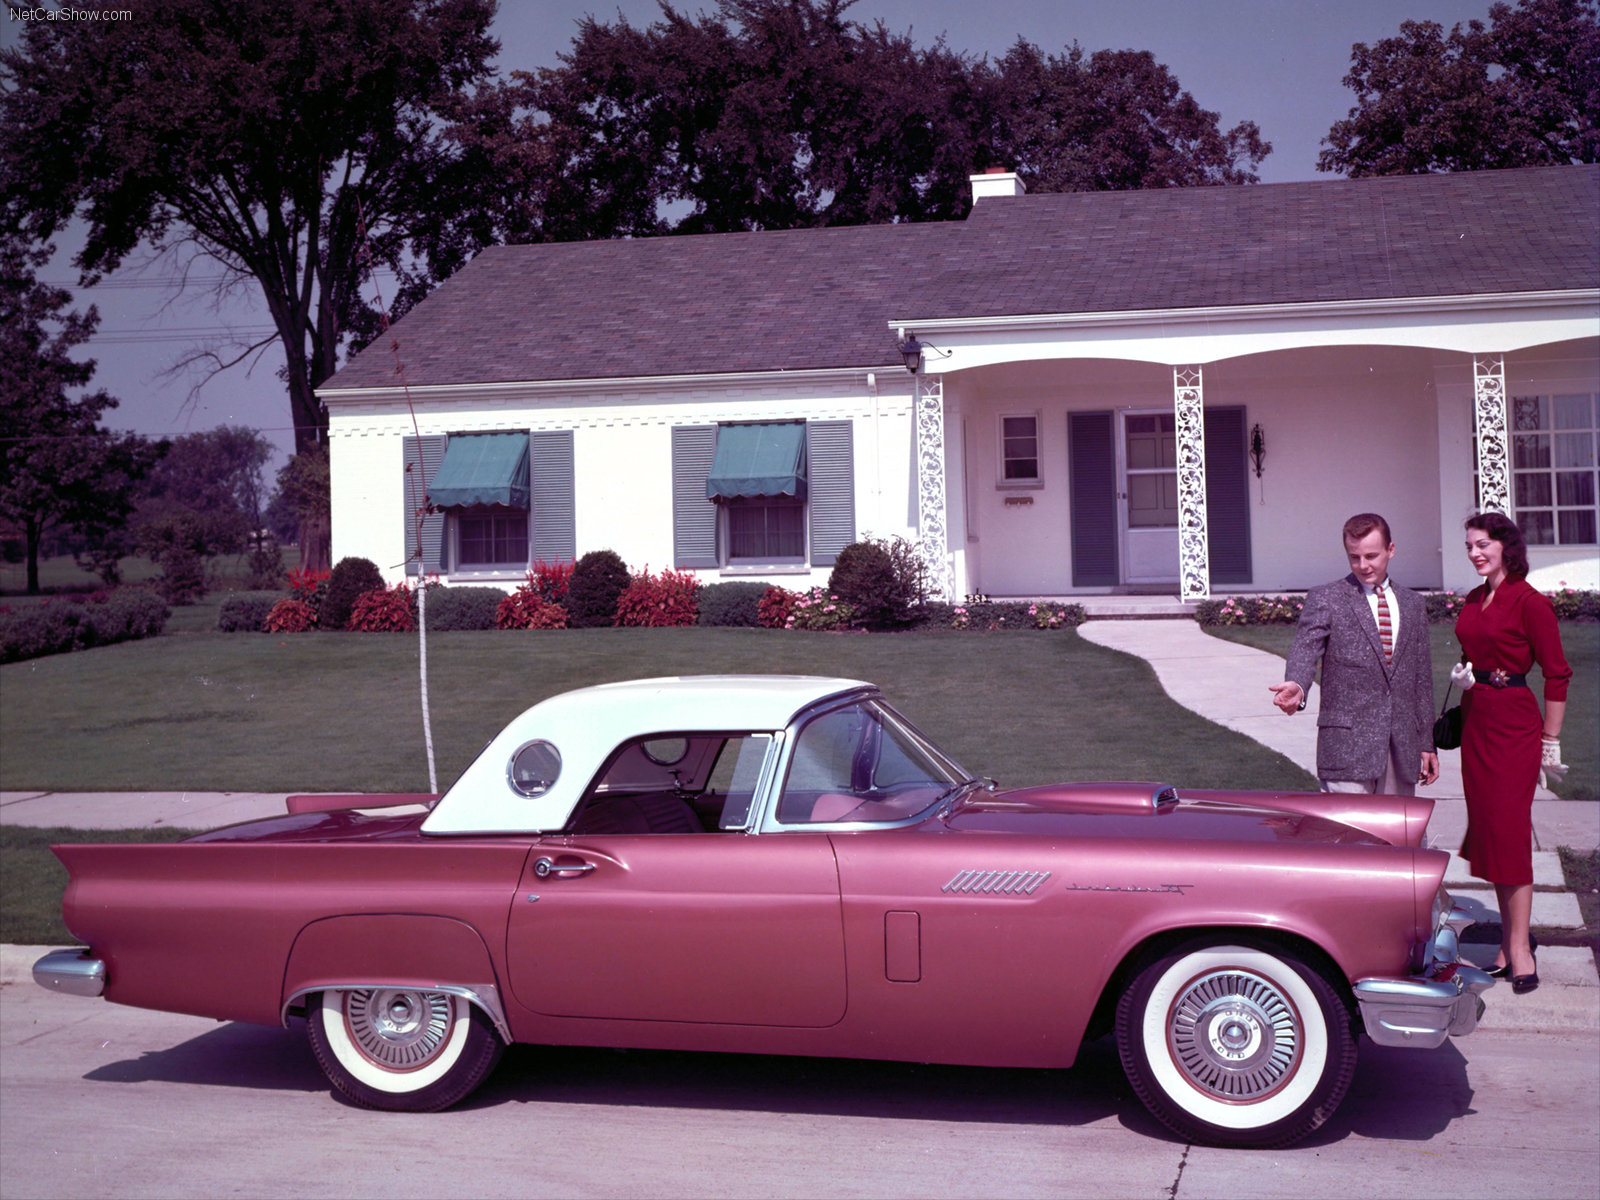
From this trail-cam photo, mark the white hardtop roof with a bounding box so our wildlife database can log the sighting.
[422,675,872,835]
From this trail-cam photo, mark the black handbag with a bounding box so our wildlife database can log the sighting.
[1433,676,1463,751]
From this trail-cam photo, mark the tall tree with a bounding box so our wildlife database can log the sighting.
[986,41,1269,192]
[1319,0,1600,176]
[0,0,503,455]
[0,238,160,593]
[510,0,1267,241]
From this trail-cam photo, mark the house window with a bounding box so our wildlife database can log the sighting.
[1512,394,1597,545]
[1000,414,1040,484]
[456,507,529,567]
[727,498,805,561]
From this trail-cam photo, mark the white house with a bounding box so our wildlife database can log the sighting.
[321,165,1599,600]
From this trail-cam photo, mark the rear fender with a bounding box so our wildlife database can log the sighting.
[281,914,509,1042]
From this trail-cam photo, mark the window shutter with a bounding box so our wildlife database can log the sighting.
[529,430,576,564]
[402,435,446,573]
[672,425,719,568]
[1068,412,1118,587]
[1203,406,1253,585]
[806,420,854,567]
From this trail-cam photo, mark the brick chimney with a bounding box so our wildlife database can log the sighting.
[970,167,1026,203]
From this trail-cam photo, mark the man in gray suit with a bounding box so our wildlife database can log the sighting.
[1269,513,1439,794]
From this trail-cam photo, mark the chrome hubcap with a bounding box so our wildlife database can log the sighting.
[344,989,454,1070]
[1168,970,1300,1100]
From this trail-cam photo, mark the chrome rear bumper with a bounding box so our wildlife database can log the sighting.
[33,949,105,997]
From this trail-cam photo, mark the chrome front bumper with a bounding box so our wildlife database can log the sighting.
[1354,896,1494,1049]
[1354,964,1493,1048]
[33,949,105,997]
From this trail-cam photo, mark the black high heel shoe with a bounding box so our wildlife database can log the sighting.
[1510,945,1539,994]
[1485,933,1537,978]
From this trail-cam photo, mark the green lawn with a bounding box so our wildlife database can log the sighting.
[1204,622,1599,803]
[1,626,1316,795]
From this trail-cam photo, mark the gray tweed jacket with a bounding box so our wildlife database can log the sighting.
[1284,574,1436,783]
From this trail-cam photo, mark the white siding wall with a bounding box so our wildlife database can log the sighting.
[327,373,919,589]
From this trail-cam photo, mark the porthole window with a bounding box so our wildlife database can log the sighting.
[641,736,690,766]
[509,740,562,797]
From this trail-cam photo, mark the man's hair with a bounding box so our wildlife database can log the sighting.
[1342,512,1392,546]
[1464,511,1530,578]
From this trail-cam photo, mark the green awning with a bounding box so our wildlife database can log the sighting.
[427,433,530,509]
[705,423,806,500]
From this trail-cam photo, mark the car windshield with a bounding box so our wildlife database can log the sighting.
[775,698,970,825]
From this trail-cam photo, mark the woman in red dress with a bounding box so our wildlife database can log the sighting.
[1453,513,1570,995]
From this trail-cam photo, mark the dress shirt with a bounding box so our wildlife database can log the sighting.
[1363,577,1399,652]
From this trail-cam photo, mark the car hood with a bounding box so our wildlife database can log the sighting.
[953,782,1432,847]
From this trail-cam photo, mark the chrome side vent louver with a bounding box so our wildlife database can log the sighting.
[1153,786,1179,808]
[942,869,1051,895]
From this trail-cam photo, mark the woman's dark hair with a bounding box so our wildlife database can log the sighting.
[1464,511,1530,579]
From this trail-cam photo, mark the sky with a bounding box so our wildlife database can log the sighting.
[4,0,1504,470]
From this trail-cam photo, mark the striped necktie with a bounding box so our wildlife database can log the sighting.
[1375,583,1393,663]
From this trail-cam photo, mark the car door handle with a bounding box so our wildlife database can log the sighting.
[533,856,595,879]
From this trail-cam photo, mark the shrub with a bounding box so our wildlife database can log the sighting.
[828,540,914,630]
[496,589,568,629]
[90,587,170,643]
[263,598,318,632]
[155,543,206,605]
[566,549,630,628]
[1423,591,1467,624]
[938,600,1074,630]
[321,557,385,631]
[1549,586,1600,621]
[245,543,285,590]
[285,566,330,617]
[697,581,769,627]
[785,588,856,631]
[348,583,416,632]
[528,559,574,604]
[425,586,505,632]
[757,585,799,628]
[218,591,284,632]
[0,600,92,662]
[0,588,169,663]
[616,567,699,627]
[1195,595,1306,627]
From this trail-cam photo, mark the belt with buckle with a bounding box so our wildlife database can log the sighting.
[1473,668,1528,689]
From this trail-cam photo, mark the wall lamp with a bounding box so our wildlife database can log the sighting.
[1250,423,1266,478]
[896,334,950,374]
[898,336,924,374]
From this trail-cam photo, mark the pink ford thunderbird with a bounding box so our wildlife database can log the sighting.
[34,675,1492,1148]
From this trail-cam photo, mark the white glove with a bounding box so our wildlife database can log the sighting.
[1541,736,1567,785]
[1449,660,1475,690]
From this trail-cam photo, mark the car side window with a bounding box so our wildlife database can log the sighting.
[776,700,963,826]
[566,733,771,834]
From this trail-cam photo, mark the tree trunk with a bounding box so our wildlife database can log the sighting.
[25,520,41,594]
[299,513,331,572]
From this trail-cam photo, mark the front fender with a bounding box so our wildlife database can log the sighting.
[281,914,508,1041]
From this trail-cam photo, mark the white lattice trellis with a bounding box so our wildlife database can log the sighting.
[1473,354,1510,514]
[915,375,955,602]
[1173,366,1210,601]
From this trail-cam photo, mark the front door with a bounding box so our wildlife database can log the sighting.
[1121,411,1179,584]
[506,834,847,1027]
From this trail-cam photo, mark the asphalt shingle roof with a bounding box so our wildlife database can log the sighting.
[324,165,1598,391]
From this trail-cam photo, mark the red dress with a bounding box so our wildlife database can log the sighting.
[1454,579,1572,886]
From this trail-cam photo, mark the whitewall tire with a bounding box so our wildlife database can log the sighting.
[308,988,504,1112]
[1115,940,1357,1148]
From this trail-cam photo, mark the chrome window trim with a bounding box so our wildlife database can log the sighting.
[753,690,968,834]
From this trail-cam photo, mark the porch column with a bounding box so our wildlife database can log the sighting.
[1473,354,1511,513]
[915,374,955,601]
[1173,366,1210,601]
